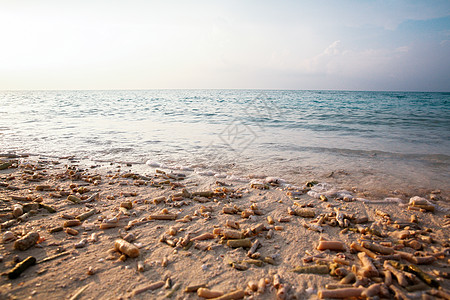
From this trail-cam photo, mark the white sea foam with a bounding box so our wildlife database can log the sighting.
[145,160,161,167]
[307,190,321,199]
[214,173,228,178]
[250,179,265,185]
[227,175,249,182]
[2,90,448,197]
[384,197,405,203]
[196,170,216,176]
[248,174,266,179]
[174,165,194,171]
[310,182,334,192]
[264,177,286,184]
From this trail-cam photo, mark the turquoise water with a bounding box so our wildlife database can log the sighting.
[1,90,449,193]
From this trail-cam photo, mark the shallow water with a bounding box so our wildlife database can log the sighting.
[1,89,449,195]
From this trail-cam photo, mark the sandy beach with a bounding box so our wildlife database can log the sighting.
[2,0,449,299]
[0,154,449,299]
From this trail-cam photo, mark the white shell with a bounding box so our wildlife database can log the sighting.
[2,231,16,243]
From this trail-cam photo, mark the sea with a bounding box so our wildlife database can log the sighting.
[1,90,449,196]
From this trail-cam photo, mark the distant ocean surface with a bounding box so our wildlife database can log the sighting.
[1,90,449,195]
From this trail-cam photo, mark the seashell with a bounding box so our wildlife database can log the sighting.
[87,266,95,275]
[137,261,145,272]
[88,232,99,243]
[74,238,88,248]
[2,231,16,243]
[12,204,23,218]
[249,215,257,222]
[123,232,136,242]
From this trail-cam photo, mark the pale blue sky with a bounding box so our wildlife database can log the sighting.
[0,0,449,91]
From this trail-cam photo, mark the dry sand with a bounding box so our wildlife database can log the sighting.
[0,155,449,300]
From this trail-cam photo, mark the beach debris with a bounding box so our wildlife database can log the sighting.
[114,239,140,258]
[318,287,364,299]
[247,239,261,257]
[5,256,36,279]
[257,278,267,293]
[350,242,377,258]
[222,229,243,240]
[164,282,181,298]
[0,156,449,299]
[405,264,439,287]
[291,207,315,218]
[357,252,379,277]
[65,228,79,236]
[361,241,394,255]
[191,232,215,241]
[197,287,224,298]
[383,261,409,287]
[317,240,345,251]
[222,206,238,214]
[303,221,324,233]
[67,195,81,204]
[137,261,145,272]
[76,209,96,221]
[227,239,252,248]
[0,161,14,170]
[1,220,17,230]
[292,265,329,274]
[149,213,177,220]
[64,219,82,227]
[81,192,99,203]
[37,251,70,264]
[131,281,165,296]
[68,284,90,300]
[48,226,63,233]
[39,203,56,213]
[13,232,39,251]
[120,201,132,209]
[184,283,207,293]
[99,217,119,229]
[408,196,435,212]
[225,219,240,229]
[12,204,23,218]
[210,289,245,300]
[339,272,356,284]
[2,231,16,243]
[74,238,88,248]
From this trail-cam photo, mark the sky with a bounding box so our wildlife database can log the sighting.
[0,0,449,91]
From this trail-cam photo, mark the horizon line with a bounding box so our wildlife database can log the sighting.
[1,88,449,93]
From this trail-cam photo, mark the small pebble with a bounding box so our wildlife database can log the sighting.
[87,266,95,275]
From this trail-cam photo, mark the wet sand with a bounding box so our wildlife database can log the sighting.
[0,154,449,299]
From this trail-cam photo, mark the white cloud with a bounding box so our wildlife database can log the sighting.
[303,40,410,77]
[0,1,448,91]
[323,40,342,56]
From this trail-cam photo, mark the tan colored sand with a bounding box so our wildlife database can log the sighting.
[0,156,449,300]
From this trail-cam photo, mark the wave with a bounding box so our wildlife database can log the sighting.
[262,143,450,163]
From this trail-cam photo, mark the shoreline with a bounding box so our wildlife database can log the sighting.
[2,151,449,200]
[0,154,449,299]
